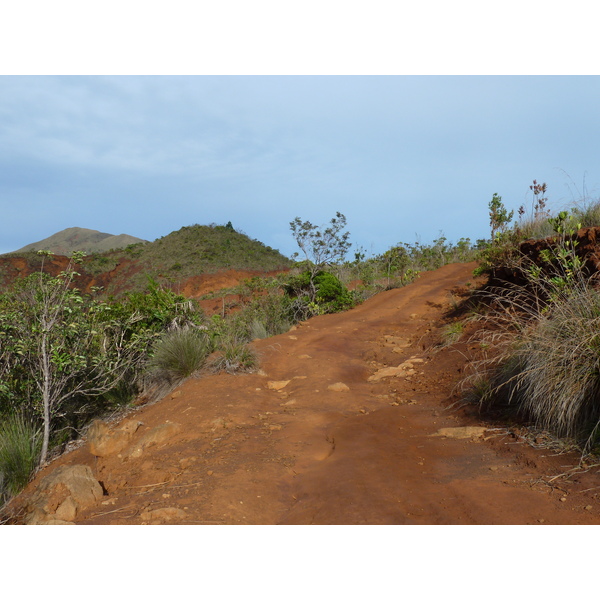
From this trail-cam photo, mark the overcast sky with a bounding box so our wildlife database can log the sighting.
[1,75,599,258]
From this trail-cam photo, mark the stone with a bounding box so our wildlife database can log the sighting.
[328,382,350,392]
[140,507,187,522]
[267,380,291,391]
[87,418,143,457]
[430,426,488,440]
[383,335,412,349]
[368,358,426,382]
[25,464,104,524]
[368,365,408,382]
[126,422,182,459]
[54,496,78,522]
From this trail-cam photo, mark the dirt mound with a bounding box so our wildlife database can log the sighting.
[7,262,600,525]
[493,226,600,285]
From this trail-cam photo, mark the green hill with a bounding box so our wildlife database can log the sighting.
[2,223,292,297]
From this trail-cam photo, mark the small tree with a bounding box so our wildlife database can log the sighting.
[489,193,514,242]
[289,212,351,301]
[5,252,149,465]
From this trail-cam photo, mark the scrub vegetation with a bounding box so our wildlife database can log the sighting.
[9,194,589,505]
[459,182,600,456]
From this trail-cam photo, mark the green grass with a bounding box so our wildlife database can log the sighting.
[466,270,600,452]
[0,414,41,502]
[148,327,213,383]
[441,321,465,346]
[209,336,258,374]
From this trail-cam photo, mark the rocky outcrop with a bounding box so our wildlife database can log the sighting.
[87,419,143,457]
[24,465,104,525]
[125,422,182,459]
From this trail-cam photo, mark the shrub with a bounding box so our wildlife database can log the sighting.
[0,414,41,502]
[148,327,212,383]
[209,337,257,374]
[506,282,600,447]
[238,293,293,339]
[249,318,269,340]
[468,272,600,451]
[284,270,354,315]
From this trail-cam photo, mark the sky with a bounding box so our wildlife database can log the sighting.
[2,75,600,258]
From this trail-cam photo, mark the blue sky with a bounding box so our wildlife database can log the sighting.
[1,75,600,258]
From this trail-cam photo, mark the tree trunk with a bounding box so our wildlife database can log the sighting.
[39,330,51,466]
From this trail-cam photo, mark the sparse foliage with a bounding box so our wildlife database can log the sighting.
[489,193,514,242]
[290,212,351,269]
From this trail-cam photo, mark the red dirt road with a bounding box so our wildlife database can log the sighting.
[11,262,600,524]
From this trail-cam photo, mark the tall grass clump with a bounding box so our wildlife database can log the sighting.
[0,414,42,502]
[467,268,600,452]
[571,198,600,229]
[506,282,600,447]
[209,336,258,374]
[148,327,212,383]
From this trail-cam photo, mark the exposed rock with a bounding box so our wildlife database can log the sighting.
[328,382,350,392]
[431,426,488,440]
[87,418,143,457]
[140,507,187,522]
[25,464,104,524]
[126,422,182,459]
[383,335,412,349]
[368,358,425,382]
[267,380,291,391]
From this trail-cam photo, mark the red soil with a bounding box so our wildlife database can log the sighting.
[8,262,600,524]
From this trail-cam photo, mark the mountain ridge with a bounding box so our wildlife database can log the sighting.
[12,227,148,255]
[0,223,292,297]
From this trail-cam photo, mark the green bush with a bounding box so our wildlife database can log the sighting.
[0,414,41,502]
[209,336,257,374]
[148,327,213,383]
[284,270,354,315]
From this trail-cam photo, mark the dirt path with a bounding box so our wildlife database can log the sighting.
[11,262,600,524]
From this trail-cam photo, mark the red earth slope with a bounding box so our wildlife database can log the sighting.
[8,261,600,525]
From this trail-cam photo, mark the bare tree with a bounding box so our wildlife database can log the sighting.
[13,252,146,465]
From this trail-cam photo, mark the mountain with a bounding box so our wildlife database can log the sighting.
[1,223,292,297]
[12,227,148,255]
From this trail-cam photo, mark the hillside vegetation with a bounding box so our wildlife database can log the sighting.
[2,223,293,297]
[449,183,600,456]
[7,187,600,511]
